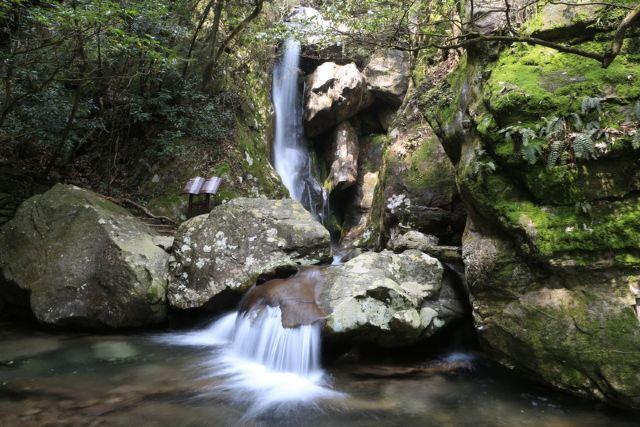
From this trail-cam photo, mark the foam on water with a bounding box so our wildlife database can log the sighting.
[158,307,342,418]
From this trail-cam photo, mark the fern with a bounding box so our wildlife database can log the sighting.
[572,131,595,159]
[547,140,565,168]
[470,149,497,178]
[540,116,565,139]
[581,97,602,115]
[567,113,583,130]
[522,144,540,165]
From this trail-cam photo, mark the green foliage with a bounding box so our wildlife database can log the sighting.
[0,0,274,188]
[470,148,497,178]
[498,95,610,168]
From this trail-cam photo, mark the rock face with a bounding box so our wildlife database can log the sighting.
[326,121,359,194]
[421,1,640,409]
[0,184,169,329]
[304,62,373,137]
[340,135,386,247]
[363,49,411,107]
[368,106,466,247]
[168,198,331,310]
[319,250,467,347]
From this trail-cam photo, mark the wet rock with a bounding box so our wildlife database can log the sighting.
[422,5,640,405]
[389,230,462,263]
[168,198,331,310]
[0,184,169,329]
[239,250,466,348]
[304,62,373,137]
[363,49,411,107]
[388,230,439,252]
[319,250,466,347]
[326,122,359,194]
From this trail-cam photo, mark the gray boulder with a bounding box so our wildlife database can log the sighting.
[168,198,331,310]
[319,250,466,347]
[0,184,169,329]
[363,49,411,106]
[304,62,373,137]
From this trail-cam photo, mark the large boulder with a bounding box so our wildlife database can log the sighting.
[422,2,640,408]
[238,249,467,348]
[363,49,411,107]
[325,121,359,194]
[0,184,169,329]
[319,250,467,347]
[168,198,331,310]
[304,62,373,137]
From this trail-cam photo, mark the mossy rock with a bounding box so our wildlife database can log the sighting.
[0,184,169,329]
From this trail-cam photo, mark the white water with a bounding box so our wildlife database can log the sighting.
[272,38,326,220]
[158,307,342,417]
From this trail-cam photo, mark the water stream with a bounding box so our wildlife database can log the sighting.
[1,319,637,425]
[272,38,326,221]
[160,308,340,419]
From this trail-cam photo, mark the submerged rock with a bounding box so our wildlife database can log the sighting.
[168,198,331,311]
[0,184,169,329]
[363,49,411,107]
[304,62,373,137]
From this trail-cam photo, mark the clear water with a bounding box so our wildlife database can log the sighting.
[1,318,637,426]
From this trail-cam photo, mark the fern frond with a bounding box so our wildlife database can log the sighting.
[581,97,602,115]
[567,113,583,130]
[572,132,595,159]
[547,140,564,168]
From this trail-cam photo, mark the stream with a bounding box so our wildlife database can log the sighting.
[1,318,636,426]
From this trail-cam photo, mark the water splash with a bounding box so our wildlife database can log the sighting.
[272,38,325,220]
[158,307,342,418]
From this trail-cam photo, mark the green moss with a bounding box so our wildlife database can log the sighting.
[493,281,640,400]
[494,195,640,260]
[404,136,456,197]
[485,43,640,126]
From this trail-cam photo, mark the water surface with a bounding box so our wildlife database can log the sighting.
[0,319,636,426]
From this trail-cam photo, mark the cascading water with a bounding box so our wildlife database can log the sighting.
[272,38,327,221]
[159,307,342,418]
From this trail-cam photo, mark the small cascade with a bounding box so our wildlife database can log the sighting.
[230,306,321,376]
[159,305,341,417]
[272,38,326,221]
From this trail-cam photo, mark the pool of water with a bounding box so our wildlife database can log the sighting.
[0,319,636,426]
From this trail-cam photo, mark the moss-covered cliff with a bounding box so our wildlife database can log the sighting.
[421,2,640,410]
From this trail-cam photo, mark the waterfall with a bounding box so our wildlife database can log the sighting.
[158,307,341,417]
[272,38,326,221]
